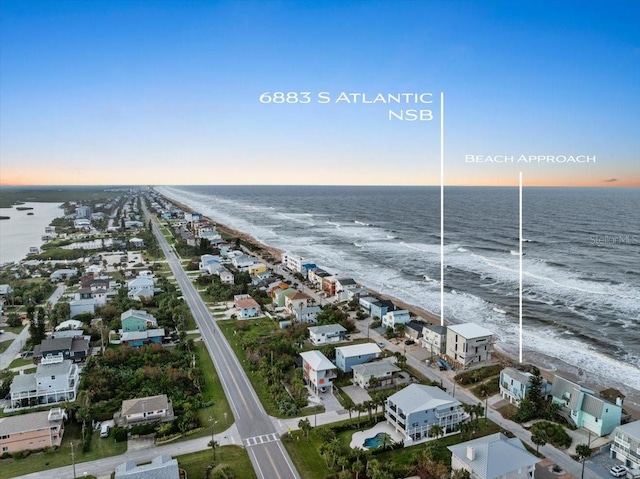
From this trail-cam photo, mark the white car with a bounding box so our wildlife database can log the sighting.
[610,465,627,478]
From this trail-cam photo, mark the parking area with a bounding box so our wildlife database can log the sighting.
[587,446,623,479]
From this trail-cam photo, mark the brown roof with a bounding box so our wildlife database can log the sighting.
[236,298,260,309]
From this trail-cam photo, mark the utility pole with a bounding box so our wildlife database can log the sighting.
[71,442,77,479]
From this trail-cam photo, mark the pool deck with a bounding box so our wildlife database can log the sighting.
[350,421,405,449]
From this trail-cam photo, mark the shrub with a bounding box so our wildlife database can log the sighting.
[112,427,128,443]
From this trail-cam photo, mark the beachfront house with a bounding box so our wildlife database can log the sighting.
[404,321,425,341]
[499,367,550,405]
[9,357,80,410]
[381,309,411,329]
[115,455,179,479]
[308,268,334,290]
[385,383,465,446]
[370,300,395,319]
[610,420,640,470]
[448,433,541,479]
[352,360,401,390]
[300,350,337,394]
[0,408,67,454]
[335,343,382,373]
[421,324,447,356]
[308,324,347,345]
[550,375,622,436]
[114,394,175,428]
[445,323,493,369]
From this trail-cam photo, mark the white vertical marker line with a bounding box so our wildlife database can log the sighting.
[519,171,523,363]
[440,91,445,327]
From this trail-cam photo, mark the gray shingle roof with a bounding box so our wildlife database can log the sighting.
[387,384,459,414]
[308,324,347,335]
[448,433,540,478]
[352,360,400,377]
[121,394,169,417]
[0,409,64,436]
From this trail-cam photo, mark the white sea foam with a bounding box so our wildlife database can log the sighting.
[157,186,640,392]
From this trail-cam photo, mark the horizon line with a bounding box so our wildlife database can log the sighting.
[1,183,639,188]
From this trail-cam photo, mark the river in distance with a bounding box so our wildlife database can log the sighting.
[157,186,639,396]
[0,202,64,265]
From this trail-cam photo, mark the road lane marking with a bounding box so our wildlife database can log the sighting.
[250,448,266,479]
[244,434,279,447]
[264,444,283,479]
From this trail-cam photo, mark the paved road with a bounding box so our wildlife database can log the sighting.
[362,319,603,479]
[148,207,301,479]
[1,284,65,371]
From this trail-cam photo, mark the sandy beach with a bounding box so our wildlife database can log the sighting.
[161,194,640,420]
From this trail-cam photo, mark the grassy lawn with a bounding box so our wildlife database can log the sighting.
[177,445,256,479]
[0,421,127,479]
[284,417,504,479]
[217,319,284,417]
[0,325,27,335]
[177,341,233,440]
[0,339,13,354]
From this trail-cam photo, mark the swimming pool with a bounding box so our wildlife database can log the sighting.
[363,432,390,448]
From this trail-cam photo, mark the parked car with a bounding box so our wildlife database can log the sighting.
[377,341,385,347]
[404,339,416,345]
[610,465,627,477]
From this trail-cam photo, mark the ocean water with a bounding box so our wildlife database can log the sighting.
[157,186,640,393]
[0,202,64,265]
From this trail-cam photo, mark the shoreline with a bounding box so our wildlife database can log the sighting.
[159,192,640,420]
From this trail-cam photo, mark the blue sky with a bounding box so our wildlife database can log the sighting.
[1,0,638,186]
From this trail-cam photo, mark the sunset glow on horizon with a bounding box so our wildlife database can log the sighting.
[1,1,638,188]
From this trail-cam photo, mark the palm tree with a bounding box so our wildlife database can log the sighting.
[576,444,592,479]
[352,459,365,479]
[429,423,444,440]
[208,438,219,461]
[368,375,378,392]
[298,418,312,441]
[531,432,546,455]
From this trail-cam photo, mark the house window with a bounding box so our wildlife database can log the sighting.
[51,376,56,380]
[2,446,8,452]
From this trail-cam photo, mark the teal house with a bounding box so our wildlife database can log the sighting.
[121,309,158,332]
[551,375,622,436]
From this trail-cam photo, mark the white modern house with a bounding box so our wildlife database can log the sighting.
[308,324,347,345]
[385,384,465,446]
[8,356,80,410]
[610,420,640,470]
[293,306,322,324]
[381,309,411,329]
[448,433,540,479]
[300,350,337,394]
[446,323,493,368]
[421,324,447,355]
